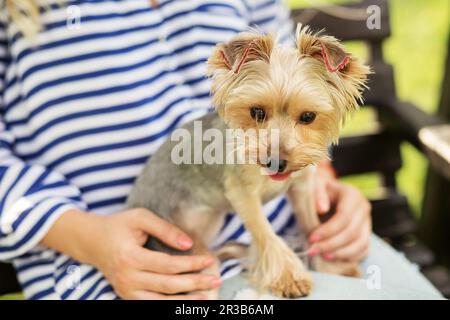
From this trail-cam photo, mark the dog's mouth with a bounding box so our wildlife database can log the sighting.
[267,171,292,181]
[257,158,305,181]
[260,165,292,181]
[260,163,310,181]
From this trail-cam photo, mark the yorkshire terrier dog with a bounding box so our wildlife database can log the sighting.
[127,25,370,299]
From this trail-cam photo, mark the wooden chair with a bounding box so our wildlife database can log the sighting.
[1,0,449,298]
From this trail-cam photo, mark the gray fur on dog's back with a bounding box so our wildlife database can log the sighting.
[126,112,233,254]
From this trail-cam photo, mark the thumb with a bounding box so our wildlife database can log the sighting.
[315,177,330,214]
[133,209,193,251]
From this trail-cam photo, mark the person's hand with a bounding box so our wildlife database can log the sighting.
[41,208,221,300]
[309,163,372,262]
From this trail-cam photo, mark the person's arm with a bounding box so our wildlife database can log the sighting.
[0,20,83,262]
[310,161,372,262]
[0,116,219,299]
[0,22,218,299]
[0,104,220,299]
[41,208,220,299]
[247,0,294,45]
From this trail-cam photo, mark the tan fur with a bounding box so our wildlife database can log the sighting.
[6,0,48,38]
[288,167,362,279]
[206,25,370,298]
[171,204,227,299]
[223,167,313,297]
[215,241,249,262]
[186,233,221,300]
[207,26,370,172]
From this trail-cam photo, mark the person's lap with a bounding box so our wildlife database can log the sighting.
[220,235,443,300]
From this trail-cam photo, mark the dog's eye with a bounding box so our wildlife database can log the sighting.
[299,112,316,124]
[250,107,266,122]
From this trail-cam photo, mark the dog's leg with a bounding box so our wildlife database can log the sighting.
[186,233,221,300]
[215,241,249,263]
[145,230,221,299]
[225,185,312,298]
[287,167,361,277]
[171,206,224,300]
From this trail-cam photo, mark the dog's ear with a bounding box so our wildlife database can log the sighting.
[296,24,371,113]
[207,32,274,76]
[297,25,350,73]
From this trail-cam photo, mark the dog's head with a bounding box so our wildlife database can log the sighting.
[207,25,371,175]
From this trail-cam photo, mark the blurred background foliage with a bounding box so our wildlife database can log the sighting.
[289,0,450,216]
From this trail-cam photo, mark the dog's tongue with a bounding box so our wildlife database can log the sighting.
[268,172,291,181]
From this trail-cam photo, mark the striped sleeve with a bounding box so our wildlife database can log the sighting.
[0,24,86,262]
[246,0,294,45]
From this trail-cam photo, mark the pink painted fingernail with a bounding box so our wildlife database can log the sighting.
[211,278,222,288]
[320,199,330,212]
[310,234,321,243]
[177,235,193,248]
[307,248,320,257]
[323,253,334,260]
[203,257,215,267]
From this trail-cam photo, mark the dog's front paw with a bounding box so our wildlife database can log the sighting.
[249,238,313,298]
[270,271,313,298]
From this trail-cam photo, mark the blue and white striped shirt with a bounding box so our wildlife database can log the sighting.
[0,0,296,299]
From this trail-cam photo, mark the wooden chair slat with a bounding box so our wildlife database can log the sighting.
[370,193,417,239]
[331,132,402,177]
[291,0,391,42]
[363,61,396,106]
[0,263,21,295]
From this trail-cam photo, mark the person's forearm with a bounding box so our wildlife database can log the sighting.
[40,209,102,266]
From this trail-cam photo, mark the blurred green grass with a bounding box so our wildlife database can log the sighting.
[0,293,23,300]
[290,0,450,215]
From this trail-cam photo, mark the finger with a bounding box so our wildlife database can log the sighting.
[331,224,371,261]
[352,245,370,262]
[130,291,207,300]
[135,271,222,294]
[132,209,193,250]
[315,176,330,214]
[310,184,359,243]
[329,201,372,261]
[133,246,214,274]
[314,209,366,253]
[324,179,341,204]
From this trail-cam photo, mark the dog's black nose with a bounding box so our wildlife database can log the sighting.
[267,159,288,173]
